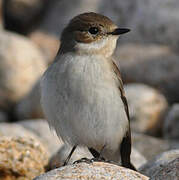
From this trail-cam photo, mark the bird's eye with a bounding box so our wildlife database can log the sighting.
[88,27,99,35]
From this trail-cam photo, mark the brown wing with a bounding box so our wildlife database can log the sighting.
[112,61,130,121]
[111,59,136,171]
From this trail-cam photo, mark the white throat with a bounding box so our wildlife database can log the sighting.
[75,36,118,58]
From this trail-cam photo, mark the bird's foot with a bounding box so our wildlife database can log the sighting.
[73,157,92,164]
[91,158,118,166]
[90,157,105,162]
[73,157,106,164]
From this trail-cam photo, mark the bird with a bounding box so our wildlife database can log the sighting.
[41,12,136,170]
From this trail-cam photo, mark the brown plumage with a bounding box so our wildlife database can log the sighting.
[111,60,136,170]
[62,12,117,43]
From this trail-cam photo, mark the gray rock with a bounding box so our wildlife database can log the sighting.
[18,119,62,155]
[29,31,60,64]
[15,80,44,120]
[140,149,179,177]
[39,0,101,36]
[151,158,179,180]
[34,162,149,180]
[0,0,3,29]
[0,122,41,140]
[15,31,58,119]
[0,111,8,122]
[132,132,179,160]
[48,144,146,170]
[3,0,51,33]
[131,148,147,169]
[125,83,168,135]
[115,43,179,104]
[0,30,46,111]
[163,104,179,140]
[114,43,171,62]
[108,0,179,50]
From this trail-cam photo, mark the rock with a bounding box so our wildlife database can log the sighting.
[0,30,46,111]
[0,0,3,28]
[15,80,44,120]
[34,162,149,180]
[18,119,62,155]
[15,33,58,120]
[0,111,8,122]
[3,0,51,34]
[114,43,171,62]
[48,144,146,170]
[125,83,168,135]
[131,148,147,169]
[115,43,179,104]
[101,0,179,50]
[0,122,42,140]
[29,31,60,64]
[38,0,101,36]
[140,149,179,177]
[163,104,179,140]
[0,136,49,180]
[132,132,178,160]
[151,158,179,180]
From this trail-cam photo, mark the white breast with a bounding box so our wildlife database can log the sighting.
[41,53,128,152]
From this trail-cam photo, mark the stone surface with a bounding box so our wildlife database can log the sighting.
[103,0,179,50]
[132,132,178,160]
[140,149,179,177]
[163,104,179,140]
[114,43,171,63]
[125,83,168,135]
[0,136,49,180]
[0,30,46,110]
[48,144,146,170]
[35,162,149,180]
[3,0,51,34]
[15,80,44,120]
[29,31,60,64]
[115,43,179,104]
[131,148,147,169]
[0,122,41,140]
[14,37,56,119]
[151,158,179,180]
[38,0,101,36]
[0,111,8,122]
[0,0,3,28]
[18,119,62,155]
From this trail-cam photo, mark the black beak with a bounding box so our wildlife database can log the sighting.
[109,28,130,35]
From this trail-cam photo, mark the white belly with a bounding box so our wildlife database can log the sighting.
[41,53,128,152]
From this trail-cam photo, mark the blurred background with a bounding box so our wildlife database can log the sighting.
[0,0,179,179]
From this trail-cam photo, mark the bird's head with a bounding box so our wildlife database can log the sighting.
[60,12,130,57]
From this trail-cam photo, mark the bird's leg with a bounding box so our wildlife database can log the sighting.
[99,145,106,160]
[88,147,100,158]
[88,146,106,162]
[73,146,92,164]
[73,146,105,165]
[88,146,118,165]
[63,145,77,166]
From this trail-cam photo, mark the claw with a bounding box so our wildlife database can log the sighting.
[90,157,105,162]
[73,158,92,164]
